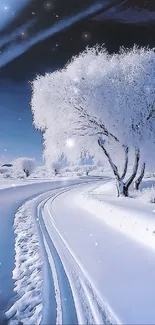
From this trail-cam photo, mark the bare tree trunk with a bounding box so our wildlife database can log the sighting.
[24,169,29,177]
[124,147,140,196]
[98,139,126,196]
[98,140,140,197]
[134,162,145,190]
[116,180,128,197]
[98,139,120,180]
[120,146,129,180]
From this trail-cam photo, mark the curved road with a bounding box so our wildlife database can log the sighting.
[2,179,155,324]
[0,178,98,324]
[38,185,155,325]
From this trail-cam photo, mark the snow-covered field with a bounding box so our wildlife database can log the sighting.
[76,178,155,251]
[1,176,155,324]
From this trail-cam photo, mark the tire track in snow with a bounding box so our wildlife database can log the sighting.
[5,187,72,325]
[5,180,116,325]
[41,189,120,325]
[5,183,88,324]
[38,194,78,325]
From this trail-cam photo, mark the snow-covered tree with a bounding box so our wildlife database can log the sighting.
[0,167,10,174]
[31,165,52,178]
[13,157,36,177]
[31,46,155,196]
[51,161,62,175]
[134,162,146,190]
[81,164,96,176]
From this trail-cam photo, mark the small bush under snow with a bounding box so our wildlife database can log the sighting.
[139,186,155,203]
[51,161,62,175]
[13,157,36,177]
[13,169,26,179]
[3,171,14,179]
[0,167,10,174]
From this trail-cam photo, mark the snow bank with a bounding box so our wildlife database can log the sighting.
[138,186,155,203]
[91,180,116,196]
[6,201,43,325]
[75,180,155,252]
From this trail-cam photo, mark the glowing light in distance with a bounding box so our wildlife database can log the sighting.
[66,138,74,148]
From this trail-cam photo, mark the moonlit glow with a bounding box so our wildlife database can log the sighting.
[73,87,78,94]
[74,77,79,82]
[66,138,74,148]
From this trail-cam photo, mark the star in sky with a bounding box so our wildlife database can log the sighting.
[81,31,91,41]
[44,1,54,11]
[20,30,29,40]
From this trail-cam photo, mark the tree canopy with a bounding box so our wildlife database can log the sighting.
[31,46,155,195]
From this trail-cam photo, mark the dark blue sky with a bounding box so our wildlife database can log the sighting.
[0,0,155,165]
[0,79,43,164]
[0,0,113,165]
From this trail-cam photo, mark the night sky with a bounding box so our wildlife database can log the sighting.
[0,0,155,165]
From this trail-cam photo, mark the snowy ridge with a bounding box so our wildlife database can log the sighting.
[6,201,43,325]
[5,188,64,325]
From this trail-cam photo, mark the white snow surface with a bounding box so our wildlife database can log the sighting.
[49,180,155,324]
[5,182,117,325]
[2,177,155,324]
[76,179,155,251]
[0,177,96,324]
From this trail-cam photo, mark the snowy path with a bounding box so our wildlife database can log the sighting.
[38,187,116,325]
[3,179,155,324]
[0,178,97,324]
[39,185,155,325]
